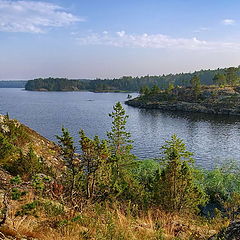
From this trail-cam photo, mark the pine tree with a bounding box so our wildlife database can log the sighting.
[190,75,201,95]
[150,85,160,94]
[166,83,174,94]
[225,67,239,86]
[107,102,133,159]
[107,102,138,200]
[156,135,207,213]
[139,86,145,95]
[140,86,150,95]
[213,73,227,86]
[0,133,14,164]
[79,130,110,200]
[56,128,80,200]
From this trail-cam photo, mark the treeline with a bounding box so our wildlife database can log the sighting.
[25,78,89,91]
[25,66,240,92]
[139,67,240,97]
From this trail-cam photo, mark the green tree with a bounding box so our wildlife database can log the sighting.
[166,83,174,94]
[139,86,150,95]
[225,67,239,86]
[213,73,227,86]
[144,86,150,95]
[79,130,110,200]
[56,128,80,200]
[190,75,201,97]
[139,86,145,95]
[150,85,160,94]
[107,102,133,159]
[107,102,138,200]
[155,135,207,213]
[0,133,15,164]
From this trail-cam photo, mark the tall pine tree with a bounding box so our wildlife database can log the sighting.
[107,102,138,200]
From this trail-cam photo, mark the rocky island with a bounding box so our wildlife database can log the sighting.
[126,85,240,116]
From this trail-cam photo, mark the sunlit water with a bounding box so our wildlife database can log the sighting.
[1,88,240,169]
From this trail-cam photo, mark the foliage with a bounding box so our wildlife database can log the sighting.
[32,174,52,195]
[155,135,207,213]
[202,163,240,203]
[16,201,40,217]
[212,67,240,86]
[223,192,240,220]
[56,128,81,199]
[79,129,110,200]
[190,75,201,96]
[107,102,133,158]
[213,73,227,87]
[11,187,27,200]
[139,85,150,95]
[150,85,161,94]
[131,160,161,206]
[225,67,240,86]
[8,148,43,180]
[107,102,141,201]
[40,200,65,217]
[10,175,22,185]
[0,132,15,164]
[166,83,175,94]
[0,114,31,172]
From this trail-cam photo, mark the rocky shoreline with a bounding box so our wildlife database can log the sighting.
[126,99,240,116]
[126,86,240,116]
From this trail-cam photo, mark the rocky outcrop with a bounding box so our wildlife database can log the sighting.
[209,221,240,240]
[126,99,240,116]
[126,86,240,116]
[0,115,64,174]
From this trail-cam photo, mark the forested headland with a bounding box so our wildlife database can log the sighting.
[0,103,240,239]
[126,67,240,116]
[25,66,240,92]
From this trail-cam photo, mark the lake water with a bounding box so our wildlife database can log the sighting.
[1,88,240,169]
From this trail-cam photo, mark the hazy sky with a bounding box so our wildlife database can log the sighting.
[1,0,240,80]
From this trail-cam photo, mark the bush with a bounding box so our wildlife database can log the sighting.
[7,148,43,180]
[203,163,240,203]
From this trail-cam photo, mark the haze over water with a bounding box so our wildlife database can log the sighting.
[1,88,240,169]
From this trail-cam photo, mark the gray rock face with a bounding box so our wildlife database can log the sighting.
[209,221,240,240]
[126,99,240,116]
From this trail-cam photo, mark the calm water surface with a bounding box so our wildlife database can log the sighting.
[1,88,240,169]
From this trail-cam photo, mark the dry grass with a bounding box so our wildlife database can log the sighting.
[0,190,229,240]
[1,202,227,240]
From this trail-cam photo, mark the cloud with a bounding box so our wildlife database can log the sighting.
[222,19,236,25]
[116,30,125,37]
[193,27,210,33]
[76,31,240,51]
[0,0,83,33]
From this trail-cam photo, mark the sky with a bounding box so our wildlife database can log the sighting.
[1,0,240,80]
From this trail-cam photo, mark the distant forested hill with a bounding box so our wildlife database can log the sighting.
[25,66,240,92]
[0,81,27,88]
